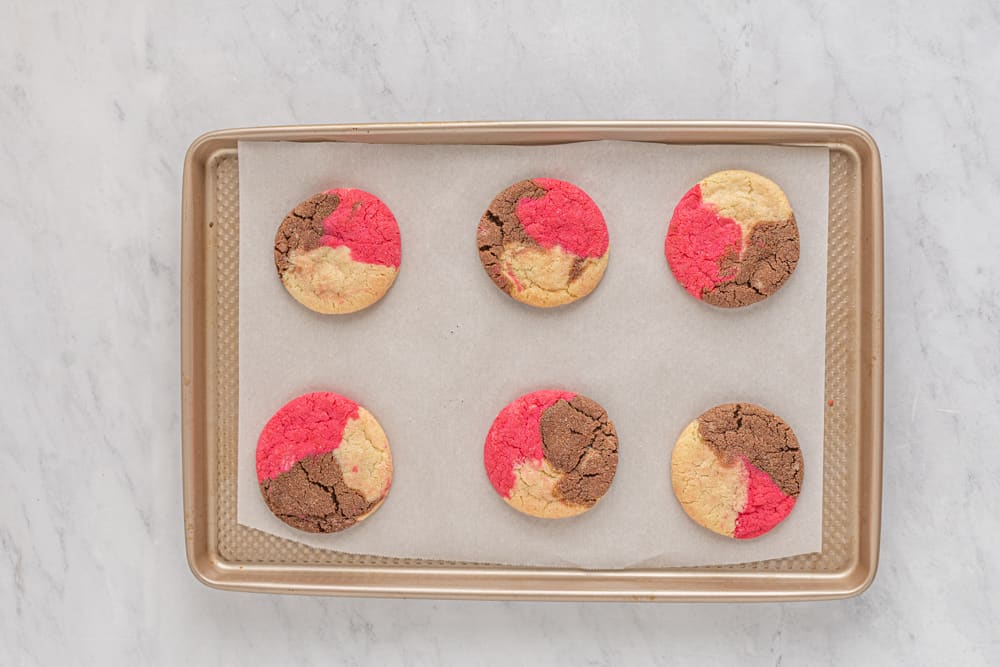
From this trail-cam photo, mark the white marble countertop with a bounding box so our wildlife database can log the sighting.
[2,1,998,664]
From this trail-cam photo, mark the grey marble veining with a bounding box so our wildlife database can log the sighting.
[1,1,998,664]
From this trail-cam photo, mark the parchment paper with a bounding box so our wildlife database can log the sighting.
[237,140,828,569]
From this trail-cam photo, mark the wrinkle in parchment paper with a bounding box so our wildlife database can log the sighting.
[237,140,828,569]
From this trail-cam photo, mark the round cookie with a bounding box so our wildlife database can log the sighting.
[484,390,618,518]
[477,178,609,307]
[256,392,393,533]
[664,170,799,307]
[670,403,803,539]
[274,189,401,314]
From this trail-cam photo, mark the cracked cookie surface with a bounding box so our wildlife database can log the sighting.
[274,189,401,314]
[484,390,618,518]
[257,392,392,533]
[670,402,802,539]
[664,170,799,308]
[477,178,609,308]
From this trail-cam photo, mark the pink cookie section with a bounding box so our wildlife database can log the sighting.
[256,392,360,483]
[516,179,608,258]
[320,188,401,268]
[664,184,743,299]
[483,390,576,497]
[733,458,797,539]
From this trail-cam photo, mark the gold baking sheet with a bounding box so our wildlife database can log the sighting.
[181,122,883,600]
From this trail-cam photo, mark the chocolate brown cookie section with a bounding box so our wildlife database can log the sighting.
[260,450,378,533]
[696,403,803,497]
[477,180,545,292]
[703,218,800,308]
[539,395,619,507]
[273,192,340,275]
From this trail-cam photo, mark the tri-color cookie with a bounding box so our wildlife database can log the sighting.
[664,170,799,308]
[484,390,618,518]
[670,403,803,539]
[477,179,609,308]
[274,189,401,314]
[256,392,393,533]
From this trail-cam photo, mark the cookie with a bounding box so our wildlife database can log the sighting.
[670,403,803,539]
[664,170,799,307]
[256,392,393,533]
[274,189,401,314]
[484,390,618,518]
[477,179,609,307]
